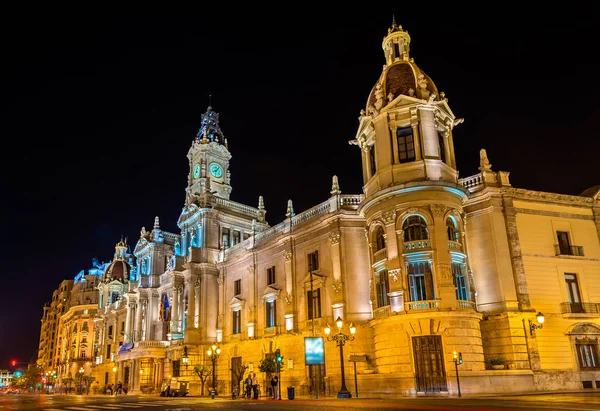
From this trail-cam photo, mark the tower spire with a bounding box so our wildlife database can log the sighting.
[286,199,295,218]
[154,216,160,230]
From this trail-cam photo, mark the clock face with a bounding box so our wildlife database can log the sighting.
[209,163,223,178]
[193,164,200,179]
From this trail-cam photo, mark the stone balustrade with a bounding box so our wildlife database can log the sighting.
[448,240,463,252]
[403,240,432,251]
[134,340,169,349]
[458,173,484,192]
[372,248,387,264]
[405,300,440,312]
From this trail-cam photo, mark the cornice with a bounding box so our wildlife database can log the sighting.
[503,187,594,208]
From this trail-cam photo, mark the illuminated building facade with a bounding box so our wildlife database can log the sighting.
[39,21,600,396]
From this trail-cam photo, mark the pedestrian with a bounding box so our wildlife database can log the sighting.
[251,373,259,399]
[245,374,252,399]
[116,381,123,395]
[107,383,113,395]
[270,374,279,400]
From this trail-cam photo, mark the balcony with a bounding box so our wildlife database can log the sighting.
[373,306,391,319]
[403,240,432,252]
[372,248,387,265]
[560,302,600,317]
[448,241,463,252]
[554,244,585,257]
[134,340,169,349]
[405,300,439,312]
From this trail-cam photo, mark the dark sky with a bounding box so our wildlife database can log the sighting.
[1,6,599,367]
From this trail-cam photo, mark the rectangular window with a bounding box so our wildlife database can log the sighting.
[376,270,390,307]
[265,300,276,328]
[308,251,319,272]
[232,230,241,246]
[408,262,434,301]
[438,132,446,163]
[452,263,469,301]
[369,145,377,174]
[108,325,113,338]
[577,344,599,369]
[222,227,230,249]
[232,309,241,335]
[557,231,571,255]
[397,127,416,163]
[242,232,250,241]
[173,360,181,377]
[106,344,111,359]
[307,289,321,320]
[267,266,276,285]
[234,279,241,296]
[121,322,125,333]
[565,273,583,313]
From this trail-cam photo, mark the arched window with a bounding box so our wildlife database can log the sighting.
[447,217,459,242]
[402,216,428,242]
[374,226,386,251]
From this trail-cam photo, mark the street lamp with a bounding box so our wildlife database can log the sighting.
[207,344,221,399]
[324,316,356,399]
[529,312,545,336]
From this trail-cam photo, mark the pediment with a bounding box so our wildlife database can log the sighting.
[262,285,281,301]
[134,237,149,255]
[229,296,245,308]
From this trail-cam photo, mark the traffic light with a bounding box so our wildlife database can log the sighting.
[10,359,17,367]
[275,349,283,363]
[458,353,463,364]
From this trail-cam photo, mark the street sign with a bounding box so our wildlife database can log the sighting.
[349,355,367,362]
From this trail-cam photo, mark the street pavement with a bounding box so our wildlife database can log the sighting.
[3,392,600,411]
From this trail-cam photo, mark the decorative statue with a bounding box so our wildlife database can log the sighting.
[174,240,181,256]
[167,254,176,271]
[140,258,148,275]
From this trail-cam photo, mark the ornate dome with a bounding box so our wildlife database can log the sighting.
[103,259,131,282]
[103,238,131,283]
[366,62,439,111]
[365,20,439,112]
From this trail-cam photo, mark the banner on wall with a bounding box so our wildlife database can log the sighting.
[304,337,325,365]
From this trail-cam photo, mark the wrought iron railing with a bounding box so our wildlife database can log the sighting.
[554,244,585,257]
[560,302,600,314]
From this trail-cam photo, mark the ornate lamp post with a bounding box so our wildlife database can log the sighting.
[324,317,356,399]
[207,344,221,399]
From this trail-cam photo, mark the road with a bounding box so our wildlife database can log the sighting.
[3,393,600,411]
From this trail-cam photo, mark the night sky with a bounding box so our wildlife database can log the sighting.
[2,7,599,367]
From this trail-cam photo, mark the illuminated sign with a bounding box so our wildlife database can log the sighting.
[304,337,324,365]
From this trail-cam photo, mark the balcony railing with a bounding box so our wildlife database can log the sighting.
[560,302,600,314]
[448,241,463,252]
[134,340,170,349]
[373,306,391,319]
[403,240,432,252]
[554,244,585,257]
[458,300,476,310]
[372,248,387,264]
[405,300,439,312]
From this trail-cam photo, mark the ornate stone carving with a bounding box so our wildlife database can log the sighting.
[283,250,293,262]
[247,265,255,275]
[332,279,343,294]
[216,274,223,286]
[478,148,492,172]
[430,204,447,219]
[328,231,341,245]
[283,292,293,305]
[388,268,401,282]
[382,210,396,226]
[436,264,453,282]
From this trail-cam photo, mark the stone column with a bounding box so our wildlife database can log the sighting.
[283,249,294,330]
[125,302,134,343]
[442,132,451,165]
[171,287,180,333]
[411,120,422,161]
[132,358,140,392]
[155,359,164,392]
[194,279,201,329]
[186,281,195,331]
[134,302,143,342]
[117,361,124,385]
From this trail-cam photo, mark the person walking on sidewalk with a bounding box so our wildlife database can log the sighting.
[270,375,279,400]
[251,373,259,399]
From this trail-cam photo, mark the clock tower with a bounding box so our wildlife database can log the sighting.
[186,106,232,200]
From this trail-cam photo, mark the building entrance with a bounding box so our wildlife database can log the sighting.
[413,335,447,393]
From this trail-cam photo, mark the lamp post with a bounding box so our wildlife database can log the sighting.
[78,367,84,395]
[207,344,221,399]
[324,316,356,399]
[529,312,545,336]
